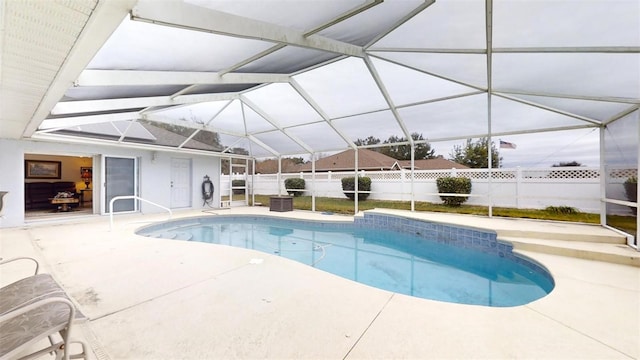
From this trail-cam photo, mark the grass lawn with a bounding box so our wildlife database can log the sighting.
[252,195,637,237]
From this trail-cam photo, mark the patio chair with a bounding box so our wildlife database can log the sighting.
[0,257,88,360]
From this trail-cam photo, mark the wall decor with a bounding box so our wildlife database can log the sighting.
[25,160,62,179]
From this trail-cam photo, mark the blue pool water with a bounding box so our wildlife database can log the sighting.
[137,214,554,307]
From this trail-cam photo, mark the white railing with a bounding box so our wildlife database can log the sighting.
[109,195,172,231]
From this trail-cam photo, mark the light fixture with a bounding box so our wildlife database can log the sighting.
[81,169,91,189]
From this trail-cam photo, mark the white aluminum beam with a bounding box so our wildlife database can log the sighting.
[494,93,602,126]
[170,85,199,99]
[363,55,413,145]
[364,0,435,49]
[248,135,280,157]
[599,126,606,225]
[486,0,494,219]
[220,0,381,75]
[493,89,640,104]
[142,113,245,138]
[368,53,487,92]
[31,132,254,160]
[204,100,235,127]
[178,129,201,149]
[307,0,382,36]
[289,78,357,149]
[603,104,640,126]
[241,96,314,154]
[39,111,141,130]
[369,48,487,54]
[426,124,596,143]
[76,70,290,87]
[117,120,138,143]
[52,93,239,115]
[220,44,286,76]
[395,91,487,109]
[221,137,244,154]
[131,1,364,57]
[176,93,241,105]
[492,47,640,54]
[368,47,640,54]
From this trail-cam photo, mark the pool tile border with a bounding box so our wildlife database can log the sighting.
[354,213,554,285]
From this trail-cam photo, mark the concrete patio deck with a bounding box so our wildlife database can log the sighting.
[1,207,639,359]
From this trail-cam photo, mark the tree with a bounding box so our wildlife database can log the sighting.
[449,138,501,168]
[354,136,381,147]
[552,161,582,167]
[289,157,305,165]
[229,147,249,156]
[379,133,436,160]
[222,148,250,173]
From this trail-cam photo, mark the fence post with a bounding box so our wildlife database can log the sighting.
[516,166,522,209]
[450,168,457,177]
[400,168,405,201]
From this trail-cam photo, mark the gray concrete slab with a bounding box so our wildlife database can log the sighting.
[1,208,638,359]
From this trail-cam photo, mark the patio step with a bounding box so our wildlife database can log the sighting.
[502,236,640,267]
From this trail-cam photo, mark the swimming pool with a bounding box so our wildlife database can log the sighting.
[137,213,554,307]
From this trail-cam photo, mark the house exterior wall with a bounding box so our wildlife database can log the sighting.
[0,139,221,228]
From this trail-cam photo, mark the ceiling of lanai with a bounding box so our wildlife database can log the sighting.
[1,0,638,158]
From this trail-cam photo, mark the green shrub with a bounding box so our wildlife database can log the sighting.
[284,178,306,197]
[341,176,372,201]
[232,179,245,195]
[624,175,637,203]
[545,205,579,214]
[436,176,471,207]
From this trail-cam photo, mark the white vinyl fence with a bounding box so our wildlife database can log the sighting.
[222,167,636,215]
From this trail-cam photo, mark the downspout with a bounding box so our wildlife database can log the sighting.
[411,143,415,211]
[312,153,316,212]
[599,125,606,225]
[485,0,494,218]
[354,149,359,214]
[277,156,282,196]
[251,158,255,207]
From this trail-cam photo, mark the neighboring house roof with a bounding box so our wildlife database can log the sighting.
[296,149,467,172]
[397,158,469,170]
[297,149,397,172]
[57,121,222,152]
[296,149,469,172]
[256,159,304,174]
[138,123,221,151]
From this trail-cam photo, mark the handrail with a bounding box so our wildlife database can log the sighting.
[109,195,172,231]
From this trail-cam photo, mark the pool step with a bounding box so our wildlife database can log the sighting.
[502,236,640,267]
[496,227,624,244]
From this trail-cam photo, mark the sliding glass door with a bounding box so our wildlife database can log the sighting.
[104,156,137,213]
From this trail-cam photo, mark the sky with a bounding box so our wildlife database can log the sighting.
[432,128,602,168]
[300,128,602,168]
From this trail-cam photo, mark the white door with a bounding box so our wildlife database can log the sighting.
[171,158,191,208]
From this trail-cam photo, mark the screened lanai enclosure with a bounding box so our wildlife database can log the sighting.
[0,0,638,244]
